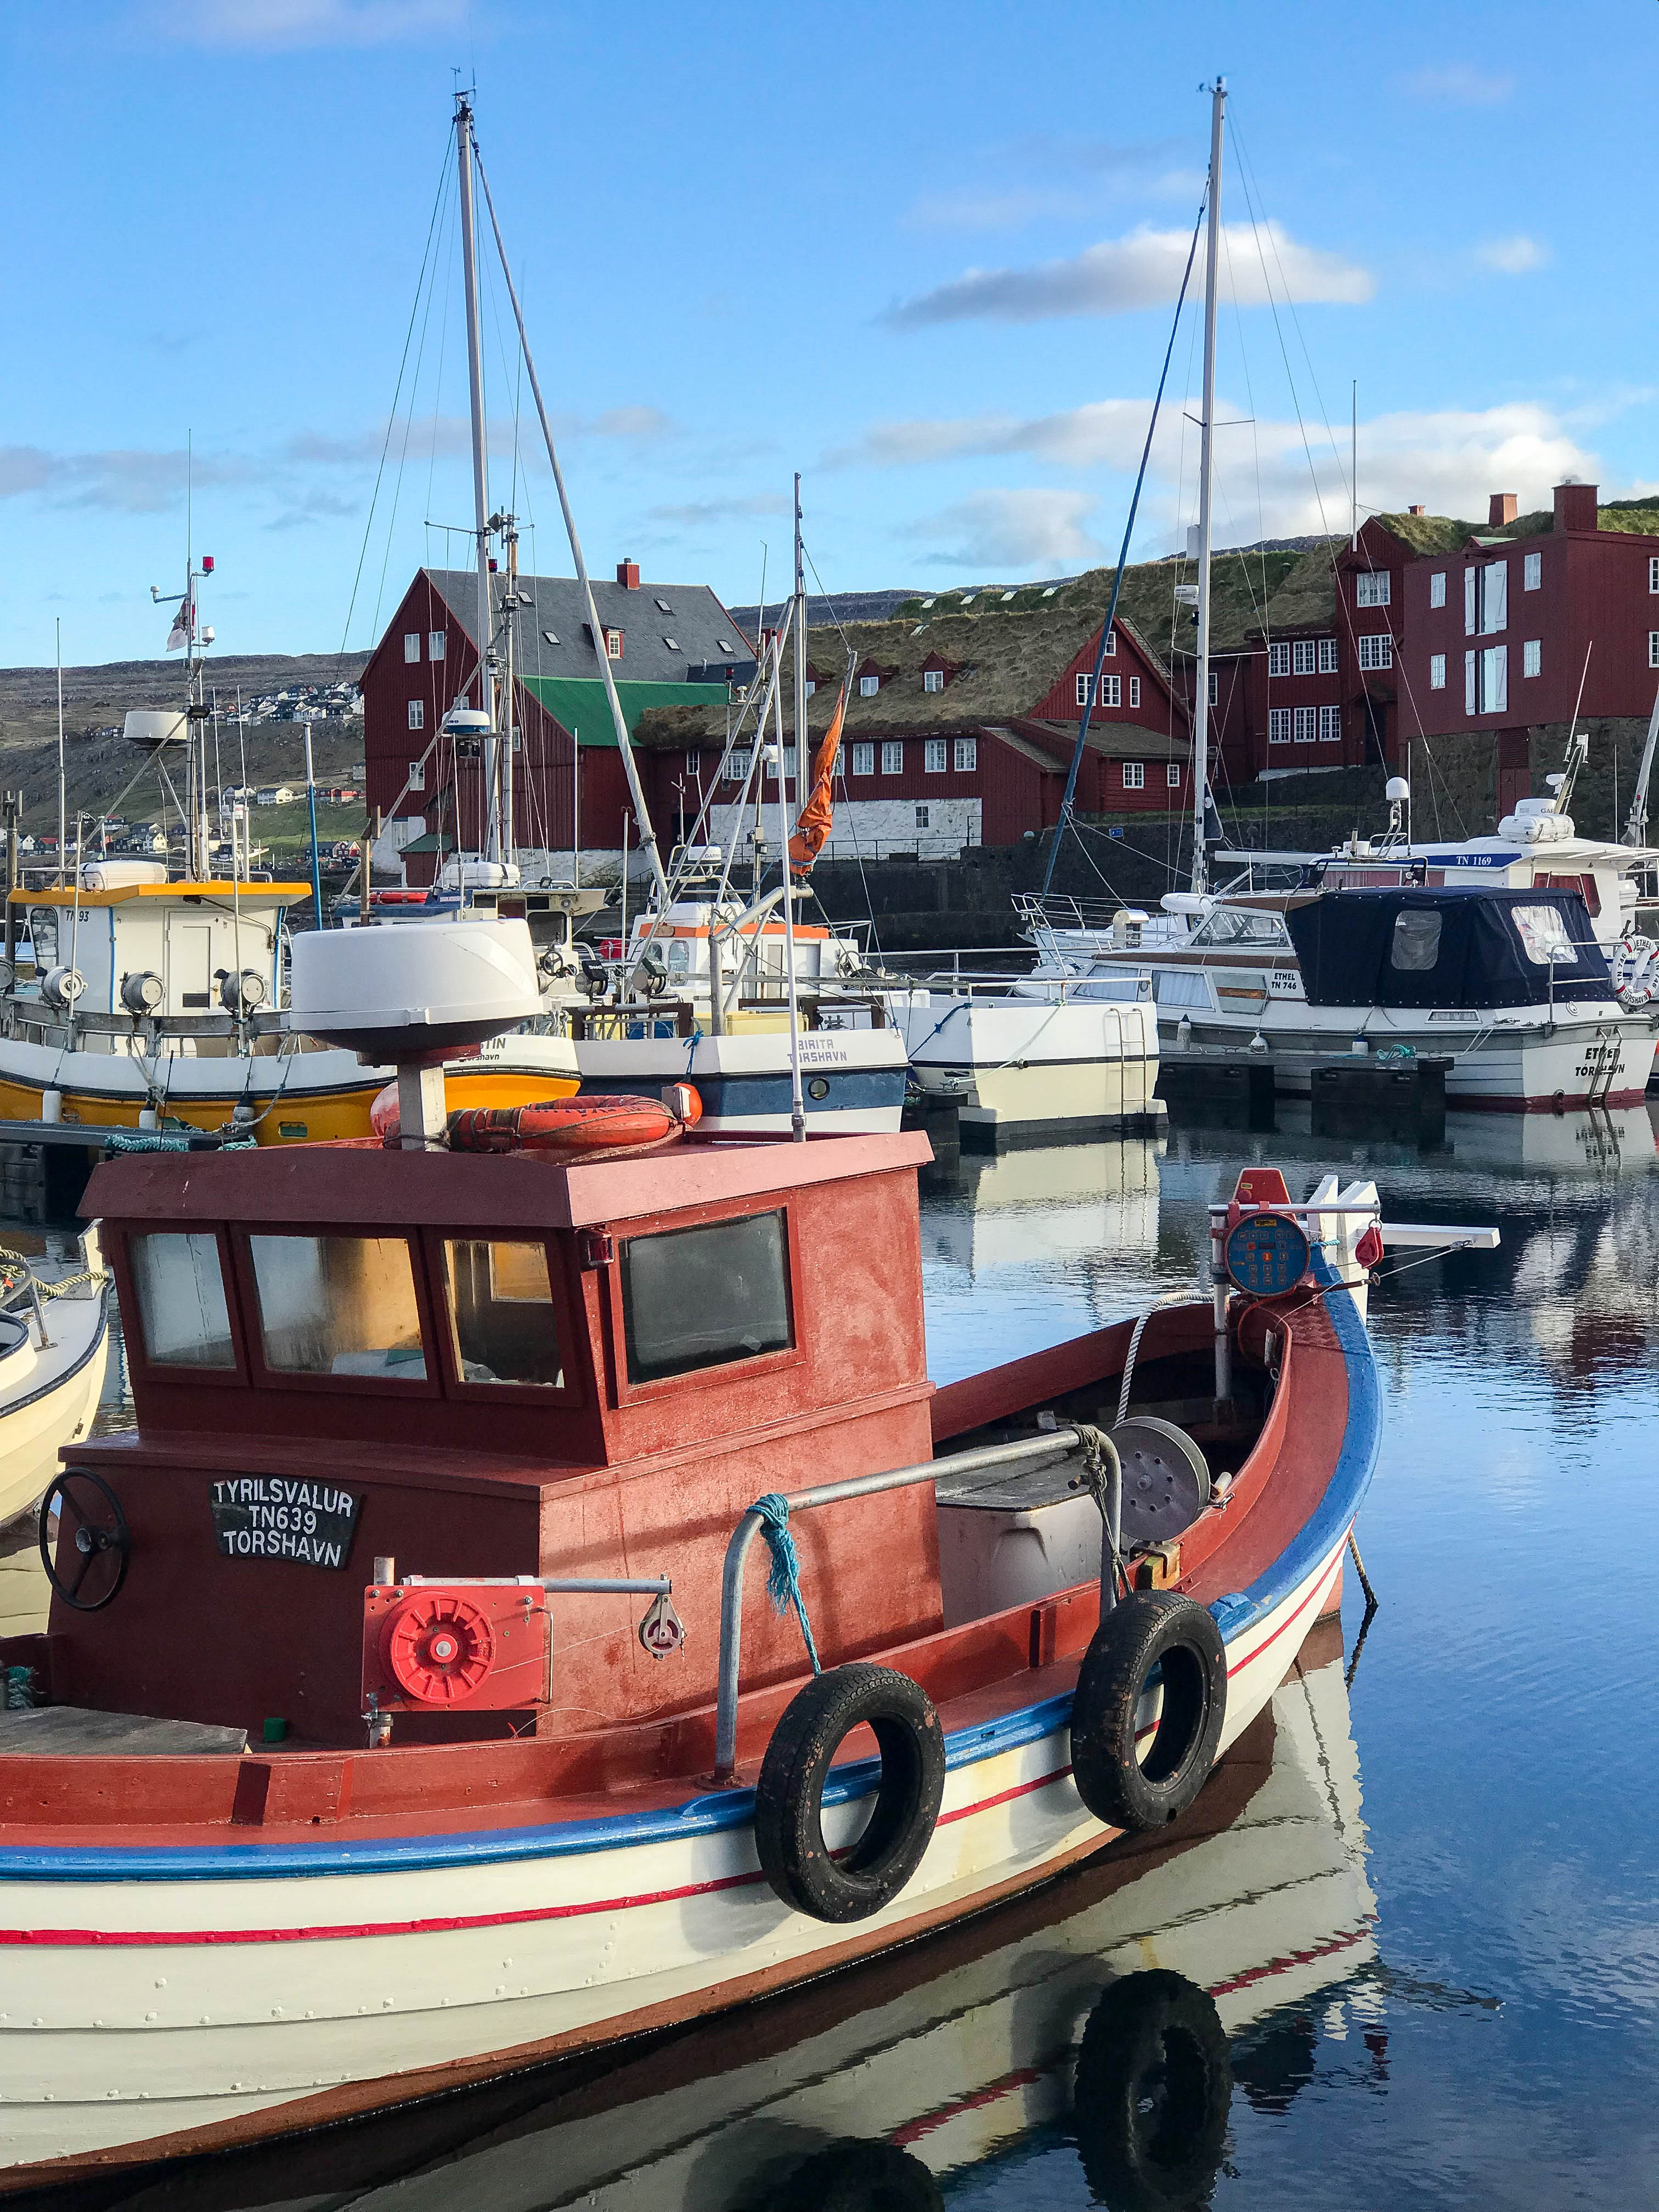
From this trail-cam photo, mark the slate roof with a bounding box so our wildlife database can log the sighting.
[422,568,752,686]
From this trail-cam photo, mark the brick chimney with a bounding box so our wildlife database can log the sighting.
[1553,482,1598,533]
[1488,492,1518,527]
[1408,504,1425,516]
[616,558,640,590]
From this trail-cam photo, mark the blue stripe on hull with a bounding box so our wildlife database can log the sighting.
[597,1069,907,1119]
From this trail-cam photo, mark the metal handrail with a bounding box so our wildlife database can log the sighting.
[712,1425,1111,1781]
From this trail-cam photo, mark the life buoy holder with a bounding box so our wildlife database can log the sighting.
[754,1662,946,1922]
[370,1083,701,1152]
[1069,1590,1227,1832]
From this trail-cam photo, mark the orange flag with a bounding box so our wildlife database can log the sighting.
[787,668,853,873]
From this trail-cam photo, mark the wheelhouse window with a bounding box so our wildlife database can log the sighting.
[441,1239,563,1387]
[620,1210,791,1384]
[1390,911,1442,972]
[1512,905,1578,966]
[129,1231,234,1369]
[248,1234,426,1379]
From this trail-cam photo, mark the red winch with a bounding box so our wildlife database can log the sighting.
[362,1579,552,1713]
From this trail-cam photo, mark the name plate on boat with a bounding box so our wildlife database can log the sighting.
[210,1477,360,1570]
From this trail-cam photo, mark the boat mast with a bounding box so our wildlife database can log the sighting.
[501,512,517,869]
[1624,681,1659,848]
[469,138,670,912]
[455,92,499,866]
[54,619,65,888]
[1191,75,1225,898]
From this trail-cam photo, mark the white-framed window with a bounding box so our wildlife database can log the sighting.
[1208,671,1219,704]
[407,699,424,730]
[1101,674,1121,707]
[915,804,930,829]
[1122,761,1145,789]
[725,748,753,782]
[1075,673,1093,707]
[1293,705,1318,742]
[1466,560,1506,635]
[860,673,879,697]
[404,632,421,662]
[1523,639,1542,678]
[1430,653,1447,690]
[1649,556,1659,594]
[1166,762,1182,787]
[685,749,701,776]
[1268,708,1291,743]
[1268,641,1291,678]
[1468,645,1508,713]
[1356,570,1391,606]
[882,740,903,775]
[923,668,944,692]
[849,742,874,777]
[1102,627,1116,654]
[1129,676,1141,708]
[1318,637,1338,674]
[407,758,425,789]
[1430,571,1447,608]
[1526,552,1544,592]
[924,738,947,773]
[1319,704,1342,742]
[1649,631,1659,669]
[783,746,797,780]
[954,736,977,771]
[804,679,816,697]
[1358,633,1393,670]
[1293,639,1318,675]
[427,630,446,661]
[605,627,624,659]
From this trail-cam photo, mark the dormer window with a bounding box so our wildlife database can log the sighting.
[860,674,879,697]
[804,680,816,697]
[605,628,624,660]
[923,669,943,692]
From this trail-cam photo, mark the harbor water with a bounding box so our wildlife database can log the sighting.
[7,1099,1659,2208]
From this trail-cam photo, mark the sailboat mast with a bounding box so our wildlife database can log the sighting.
[1191,75,1225,898]
[455,92,498,864]
[55,619,65,888]
[793,476,806,772]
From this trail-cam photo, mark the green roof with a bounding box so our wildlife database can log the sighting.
[521,676,730,746]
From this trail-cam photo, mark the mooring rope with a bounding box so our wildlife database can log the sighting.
[751,1493,822,1676]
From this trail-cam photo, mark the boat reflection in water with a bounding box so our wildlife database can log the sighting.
[88,1620,1371,2212]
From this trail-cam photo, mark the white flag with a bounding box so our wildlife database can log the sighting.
[166,595,192,653]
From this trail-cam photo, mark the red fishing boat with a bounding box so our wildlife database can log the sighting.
[0,922,1493,2188]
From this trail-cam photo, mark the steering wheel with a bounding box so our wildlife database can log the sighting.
[38,1471,131,1612]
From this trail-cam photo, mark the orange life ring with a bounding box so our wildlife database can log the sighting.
[371,1082,702,1152]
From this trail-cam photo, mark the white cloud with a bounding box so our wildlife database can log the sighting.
[0,444,249,513]
[905,489,1102,573]
[1401,64,1515,105]
[157,0,462,46]
[884,221,1373,328]
[841,398,1603,543]
[647,493,790,527]
[904,139,1200,232]
[1476,235,1550,274]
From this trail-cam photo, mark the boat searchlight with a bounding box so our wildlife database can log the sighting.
[286,918,541,1148]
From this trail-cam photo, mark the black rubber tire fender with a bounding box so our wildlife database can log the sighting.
[763,2138,945,2211]
[1069,1591,1227,1833]
[1073,1968,1232,2211]
[754,1663,946,1923]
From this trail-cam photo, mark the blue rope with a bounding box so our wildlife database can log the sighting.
[684,1024,703,1071]
[751,1493,821,1675]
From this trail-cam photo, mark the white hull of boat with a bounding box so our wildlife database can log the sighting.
[900,999,1163,1137]
[0,1267,111,1532]
[573,1028,909,1135]
[0,1537,1347,2170]
[1159,1002,1658,1109]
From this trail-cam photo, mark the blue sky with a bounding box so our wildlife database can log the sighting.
[2,0,1655,667]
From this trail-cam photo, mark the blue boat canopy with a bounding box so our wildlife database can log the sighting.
[1284,886,1615,1009]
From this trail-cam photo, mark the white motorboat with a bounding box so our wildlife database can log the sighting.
[0,1232,110,1534]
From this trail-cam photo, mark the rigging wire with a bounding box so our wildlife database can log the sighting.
[337,120,455,665]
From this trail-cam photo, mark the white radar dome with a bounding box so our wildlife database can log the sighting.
[287,918,540,1062]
